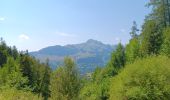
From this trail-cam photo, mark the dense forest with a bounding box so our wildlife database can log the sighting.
[1,0,170,100]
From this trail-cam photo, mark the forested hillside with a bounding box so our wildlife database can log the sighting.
[30,39,116,74]
[1,0,170,100]
[0,38,51,99]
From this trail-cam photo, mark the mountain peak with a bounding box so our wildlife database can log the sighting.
[86,39,102,44]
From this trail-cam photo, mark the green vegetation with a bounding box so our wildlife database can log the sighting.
[110,56,170,100]
[161,27,170,56]
[50,57,81,100]
[0,39,51,100]
[79,0,170,100]
[0,88,42,100]
[1,0,170,100]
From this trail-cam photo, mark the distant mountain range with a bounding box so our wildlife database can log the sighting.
[30,39,117,74]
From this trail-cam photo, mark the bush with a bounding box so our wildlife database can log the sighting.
[79,77,110,100]
[0,88,42,100]
[109,56,170,100]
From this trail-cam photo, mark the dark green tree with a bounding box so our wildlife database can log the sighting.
[139,0,170,56]
[140,20,162,55]
[40,59,51,100]
[19,54,34,86]
[147,0,170,27]
[0,57,28,89]
[11,46,19,59]
[0,38,8,67]
[107,43,125,76]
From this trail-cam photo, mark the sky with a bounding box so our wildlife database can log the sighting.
[0,0,150,52]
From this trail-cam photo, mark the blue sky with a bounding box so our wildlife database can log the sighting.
[0,0,150,51]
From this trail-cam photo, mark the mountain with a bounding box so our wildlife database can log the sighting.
[30,39,117,74]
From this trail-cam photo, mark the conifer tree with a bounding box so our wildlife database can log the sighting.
[107,43,125,76]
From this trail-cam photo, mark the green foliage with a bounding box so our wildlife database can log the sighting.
[140,0,170,56]
[79,66,111,100]
[125,38,140,64]
[79,43,126,100]
[147,0,170,27]
[125,21,140,64]
[20,54,34,86]
[79,78,110,100]
[50,57,81,100]
[19,53,51,99]
[0,57,28,89]
[161,27,170,57]
[79,82,100,100]
[40,60,51,100]
[107,43,125,75]
[0,39,8,67]
[0,38,51,100]
[0,88,42,100]
[1,0,170,100]
[140,20,162,55]
[110,56,170,100]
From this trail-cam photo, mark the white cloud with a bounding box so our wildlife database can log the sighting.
[18,34,30,41]
[0,17,5,21]
[56,31,76,37]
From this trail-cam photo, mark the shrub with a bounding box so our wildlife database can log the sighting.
[0,88,42,100]
[110,56,170,100]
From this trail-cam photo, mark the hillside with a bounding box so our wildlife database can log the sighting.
[30,39,117,74]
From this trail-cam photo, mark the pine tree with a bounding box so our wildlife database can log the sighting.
[0,57,28,89]
[0,39,8,67]
[107,43,125,76]
[130,21,139,38]
[40,59,51,100]
[19,55,34,86]
[140,20,162,55]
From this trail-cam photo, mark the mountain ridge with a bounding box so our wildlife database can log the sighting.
[30,39,117,74]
